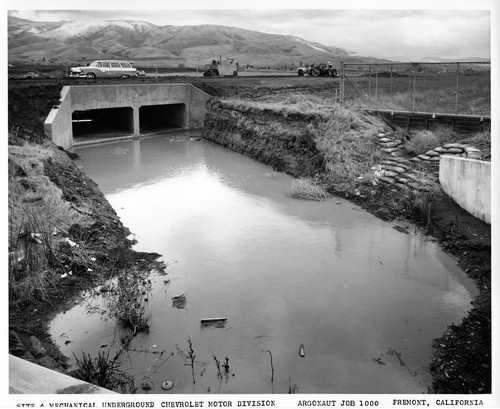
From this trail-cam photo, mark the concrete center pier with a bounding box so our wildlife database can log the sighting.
[44,83,211,149]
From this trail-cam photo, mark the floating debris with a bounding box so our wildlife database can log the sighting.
[201,318,227,329]
[299,343,305,357]
[393,225,409,234]
[109,147,129,155]
[172,294,186,309]
[161,380,174,390]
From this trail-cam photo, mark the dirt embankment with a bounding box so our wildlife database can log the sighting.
[8,84,163,374]
[8,80,491,394]
[202,96,491,394]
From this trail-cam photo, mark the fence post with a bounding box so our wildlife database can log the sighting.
[368,65,372,97]
[390,65,393,94]
[455,62,459,114]
[375,66,378,102]
[340,61,345,106]
[412,70,416,111]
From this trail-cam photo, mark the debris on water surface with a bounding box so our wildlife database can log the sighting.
[201,318,227,329]
[371,353,386,365]
[299,343,305,357]
[109,147,129,155]
[393,225,409,234]
[161,380,174,390]
[172,294,186,309]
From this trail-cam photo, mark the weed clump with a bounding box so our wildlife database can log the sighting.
[73,350,136,393]
[405,130,440,156]
[290,178,329,201]
[106,271,152,333]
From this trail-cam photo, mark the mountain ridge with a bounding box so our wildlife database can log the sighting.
[8,16,385,67]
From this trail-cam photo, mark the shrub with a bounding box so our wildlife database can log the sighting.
[405,130,440,156]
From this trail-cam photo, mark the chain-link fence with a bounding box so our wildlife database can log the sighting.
[340,61,490,116]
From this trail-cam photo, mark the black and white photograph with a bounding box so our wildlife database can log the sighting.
[4,0,498,407]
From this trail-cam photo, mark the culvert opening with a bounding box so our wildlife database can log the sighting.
[72,107,133,141]
[139,103,186,134]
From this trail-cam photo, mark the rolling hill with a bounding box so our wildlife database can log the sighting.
[8,16,386,68]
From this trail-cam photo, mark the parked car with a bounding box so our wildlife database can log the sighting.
[69,60,137,79]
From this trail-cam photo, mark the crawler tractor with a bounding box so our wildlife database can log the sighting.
[203,57,239,77]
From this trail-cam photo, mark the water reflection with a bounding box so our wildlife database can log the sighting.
[51,133,477,394]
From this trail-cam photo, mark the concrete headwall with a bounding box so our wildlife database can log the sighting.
[44,83,211,149]
[439,156,491,224]
[9,355,116,394]
[44,86,73,148]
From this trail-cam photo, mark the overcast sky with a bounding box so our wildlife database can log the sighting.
[6,1,498,60]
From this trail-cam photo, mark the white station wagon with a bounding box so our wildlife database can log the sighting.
[69,60,138,79]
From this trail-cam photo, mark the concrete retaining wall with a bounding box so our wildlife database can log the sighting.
[44,86,73,149]
[9,355,116,394]
[439,156,491,224]
[44,84,210,149]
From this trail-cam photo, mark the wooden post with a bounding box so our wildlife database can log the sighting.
[455,62,459,114]
[412,71,416,111]
[368,65,372,97]
[390,65,393,94]
[340,61,345,106]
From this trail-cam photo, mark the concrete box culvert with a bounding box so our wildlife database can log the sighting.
[72,107,134,139]
[44,84,210,149]
[139,103,186,134]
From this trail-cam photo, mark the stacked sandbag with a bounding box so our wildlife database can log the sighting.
[376,132,405,157]
[409,143,483,163]
[372,157,438,192]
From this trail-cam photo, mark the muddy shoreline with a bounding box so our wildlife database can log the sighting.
[8,79,490,394]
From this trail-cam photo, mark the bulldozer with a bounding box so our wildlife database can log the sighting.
[203,57,239,77]
[297,62,337,77]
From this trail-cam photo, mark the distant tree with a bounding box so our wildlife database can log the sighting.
[177,63,186,69]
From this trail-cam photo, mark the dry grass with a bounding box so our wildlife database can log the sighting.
[73,350,136,393]
[224,93,386,195]
[290,178,329,201]
[346,75,490,115]
[8,140,90,307]
[106,272,152,333]
[223,93,338,119]
[405,130,441,156]
[312,106,384,193]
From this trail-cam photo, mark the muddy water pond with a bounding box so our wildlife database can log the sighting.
[51,132,477,394]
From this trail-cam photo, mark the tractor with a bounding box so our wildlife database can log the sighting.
[297,62,337,77]
[203,57,239,77]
